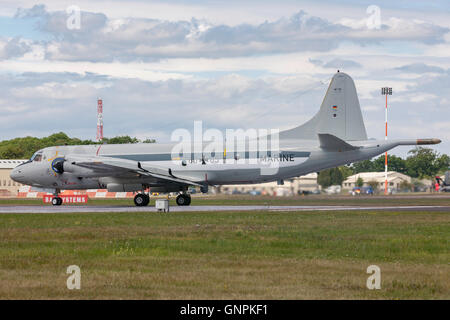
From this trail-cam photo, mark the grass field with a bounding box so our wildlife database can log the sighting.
[0,205,448,299]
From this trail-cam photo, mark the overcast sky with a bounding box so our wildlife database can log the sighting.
[0,0,449,157]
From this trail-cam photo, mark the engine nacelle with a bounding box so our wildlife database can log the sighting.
[52,158,100,177]
[62,162,100,177]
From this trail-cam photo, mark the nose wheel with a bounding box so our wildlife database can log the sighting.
[51,197,63,206]
[176,194,191,206]
[134,193,150,206]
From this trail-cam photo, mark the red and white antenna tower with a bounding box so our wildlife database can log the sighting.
[96,98,103,142]
[381,87,392,195]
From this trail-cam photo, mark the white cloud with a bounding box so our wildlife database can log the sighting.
[0,37,32,60]
[409,93,439,103]
[0,59,192,81]
[10,82,98,99]
[6,6,448,62]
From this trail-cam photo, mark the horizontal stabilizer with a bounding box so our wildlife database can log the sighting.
[318,133,360,152]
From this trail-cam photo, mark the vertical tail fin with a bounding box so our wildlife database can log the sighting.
[280,72,367,141]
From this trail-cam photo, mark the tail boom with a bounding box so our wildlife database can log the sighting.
[397,138,441,146]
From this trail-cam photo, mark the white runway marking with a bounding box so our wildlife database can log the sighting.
[0,205,447,214]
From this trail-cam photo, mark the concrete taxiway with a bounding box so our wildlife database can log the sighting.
[0,205,449,213]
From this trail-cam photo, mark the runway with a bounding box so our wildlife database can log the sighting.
[0,205,449,213]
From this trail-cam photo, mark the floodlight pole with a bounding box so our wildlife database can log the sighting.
[97,98,103,142]
[381,87,392,195]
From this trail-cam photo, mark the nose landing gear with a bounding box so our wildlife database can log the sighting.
[176,193,191,206]
[134,193,150,206]
[51,189,63,206]
[51,197,63,206]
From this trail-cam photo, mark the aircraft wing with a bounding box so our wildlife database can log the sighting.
[65,155,202,186]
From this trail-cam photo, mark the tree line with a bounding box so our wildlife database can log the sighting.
[0,132,156,159]
[317,147,449,189]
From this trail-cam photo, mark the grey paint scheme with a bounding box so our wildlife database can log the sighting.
[10,72,440,194]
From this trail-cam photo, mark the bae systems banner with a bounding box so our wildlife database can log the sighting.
[43,195,88,204]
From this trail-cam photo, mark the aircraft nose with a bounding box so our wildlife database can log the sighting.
[10,167,25,183]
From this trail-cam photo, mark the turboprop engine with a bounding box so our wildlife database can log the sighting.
[51,158,102,177]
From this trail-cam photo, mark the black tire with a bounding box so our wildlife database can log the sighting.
[176,194,191,206]
[52,197,62,206]
[143,194,150,206]
[134,194,149,207]
[176,194,186,206]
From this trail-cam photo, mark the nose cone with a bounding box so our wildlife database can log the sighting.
[10,167,25,183]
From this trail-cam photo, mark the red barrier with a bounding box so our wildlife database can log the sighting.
[43,195,88,204]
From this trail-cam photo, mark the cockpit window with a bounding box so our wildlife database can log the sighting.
[30,151,43,162]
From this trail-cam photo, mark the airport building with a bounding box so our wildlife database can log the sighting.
[219,173,319,196]
[0,160,27,196]
[342,171,412,190]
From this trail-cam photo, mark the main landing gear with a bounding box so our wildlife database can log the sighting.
[176,193,191,206]
[134,193,150,207]
[133,192,190,207]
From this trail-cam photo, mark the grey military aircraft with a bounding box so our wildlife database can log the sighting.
[10,72,440,206]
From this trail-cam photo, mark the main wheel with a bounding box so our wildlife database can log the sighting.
[143,194,150,206]
[52,197,62,206]
[176,194,191,206]
[134,193,149,206]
